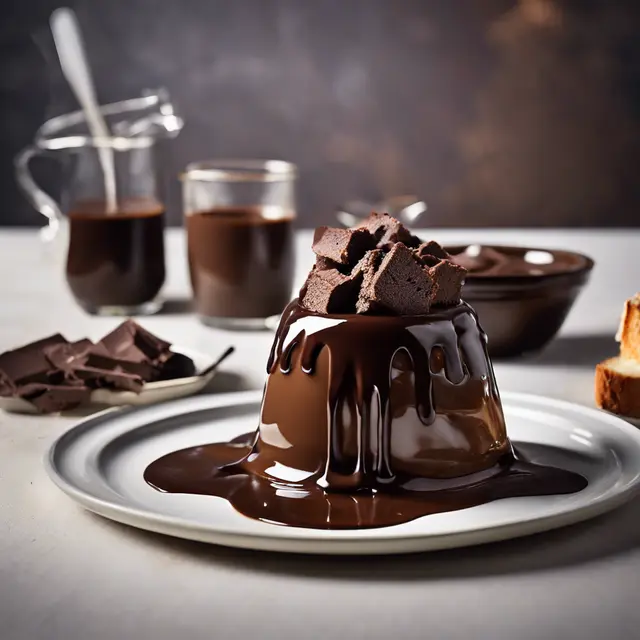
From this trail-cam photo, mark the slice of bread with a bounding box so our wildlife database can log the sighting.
[618,293,640,361]
[595,294,640,417]
[595,357,640,418]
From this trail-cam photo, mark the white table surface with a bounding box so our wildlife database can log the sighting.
[1,228,639,640]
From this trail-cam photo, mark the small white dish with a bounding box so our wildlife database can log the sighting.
[0,346,231,414]
[45,391,640,555]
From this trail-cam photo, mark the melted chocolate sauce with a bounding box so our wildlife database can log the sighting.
[144,301,587,530]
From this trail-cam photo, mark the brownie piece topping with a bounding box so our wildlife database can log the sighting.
[300,267,362,315]
[428,260,467,306]
[358,243,435,315]
[356,212,420,249]
[312,227,376,266]
[300,211,467,315]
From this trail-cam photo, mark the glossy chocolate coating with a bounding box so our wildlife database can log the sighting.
[145,301,587,529]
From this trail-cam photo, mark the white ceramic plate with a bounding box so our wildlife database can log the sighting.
[45,390,640,555]
[0,346,227,414]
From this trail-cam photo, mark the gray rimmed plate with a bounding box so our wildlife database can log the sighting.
[44,390,640,555]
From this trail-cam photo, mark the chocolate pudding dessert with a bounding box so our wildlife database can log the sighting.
[186,207,295,320]
[66,198,165,313]
[145,213,586,529]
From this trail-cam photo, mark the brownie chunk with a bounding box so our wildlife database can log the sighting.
[352,250,385,313]
[358,243,435,315]
[315,255,340,271]
[356,212,420,249]
[428,260,467,306]
[312,227,375,266]
[415,240,450,261]
[301,268,361,314]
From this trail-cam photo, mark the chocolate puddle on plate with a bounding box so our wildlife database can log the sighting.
[144,436,587,530]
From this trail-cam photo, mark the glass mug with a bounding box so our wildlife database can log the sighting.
[182,160,297,329]
[15,90,183,315]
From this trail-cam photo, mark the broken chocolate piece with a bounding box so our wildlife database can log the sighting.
[429,260,467,306]
[100,319,171,365]
[301,268,362,314]
[0,320,203,414]
[358,243,435,315]
[312,227,375,266]
[18,383,91,414]
[84,352,157,380]
[0,334,68,386]
[43,339,93,370]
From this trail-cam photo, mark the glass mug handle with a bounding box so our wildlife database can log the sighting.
[14,145,63,244]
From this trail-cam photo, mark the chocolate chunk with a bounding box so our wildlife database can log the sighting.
[0,321,200,413]
[358,243,435,315]
[428,260,467,306]
[0,370,16,397]
[301,268,362,314]
[0,334,68,386]
[356,212,419,249]
[84,352,157,380]
[312,227,375,266]
[73,366,144,392]
[44,339,93,370]
[100,319,171,364]
[18,383,91,414]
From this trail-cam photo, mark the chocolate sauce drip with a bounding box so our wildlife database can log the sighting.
[145,300,587,530]
[262,300,503,489]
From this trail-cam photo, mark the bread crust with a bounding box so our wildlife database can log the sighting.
[595,358,640,418]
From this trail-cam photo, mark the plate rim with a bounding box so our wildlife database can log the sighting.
[44,390,640,554]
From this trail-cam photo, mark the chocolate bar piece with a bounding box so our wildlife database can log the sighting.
[0,320,199,414]
[99,319,171,365]
[0,334,68,387]
[43,339,93,370]
[17,383,91,414]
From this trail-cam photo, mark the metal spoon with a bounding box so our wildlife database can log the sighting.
[50,8,118,213]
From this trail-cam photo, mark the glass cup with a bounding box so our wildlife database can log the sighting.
[15,90,183,315]
[182,160,297,329]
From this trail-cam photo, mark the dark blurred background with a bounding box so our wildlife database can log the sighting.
[2,0,640,227]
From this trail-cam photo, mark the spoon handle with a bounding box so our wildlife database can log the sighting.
[51,8,118,213]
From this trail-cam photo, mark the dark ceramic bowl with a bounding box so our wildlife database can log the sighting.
[445,245,595,359]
